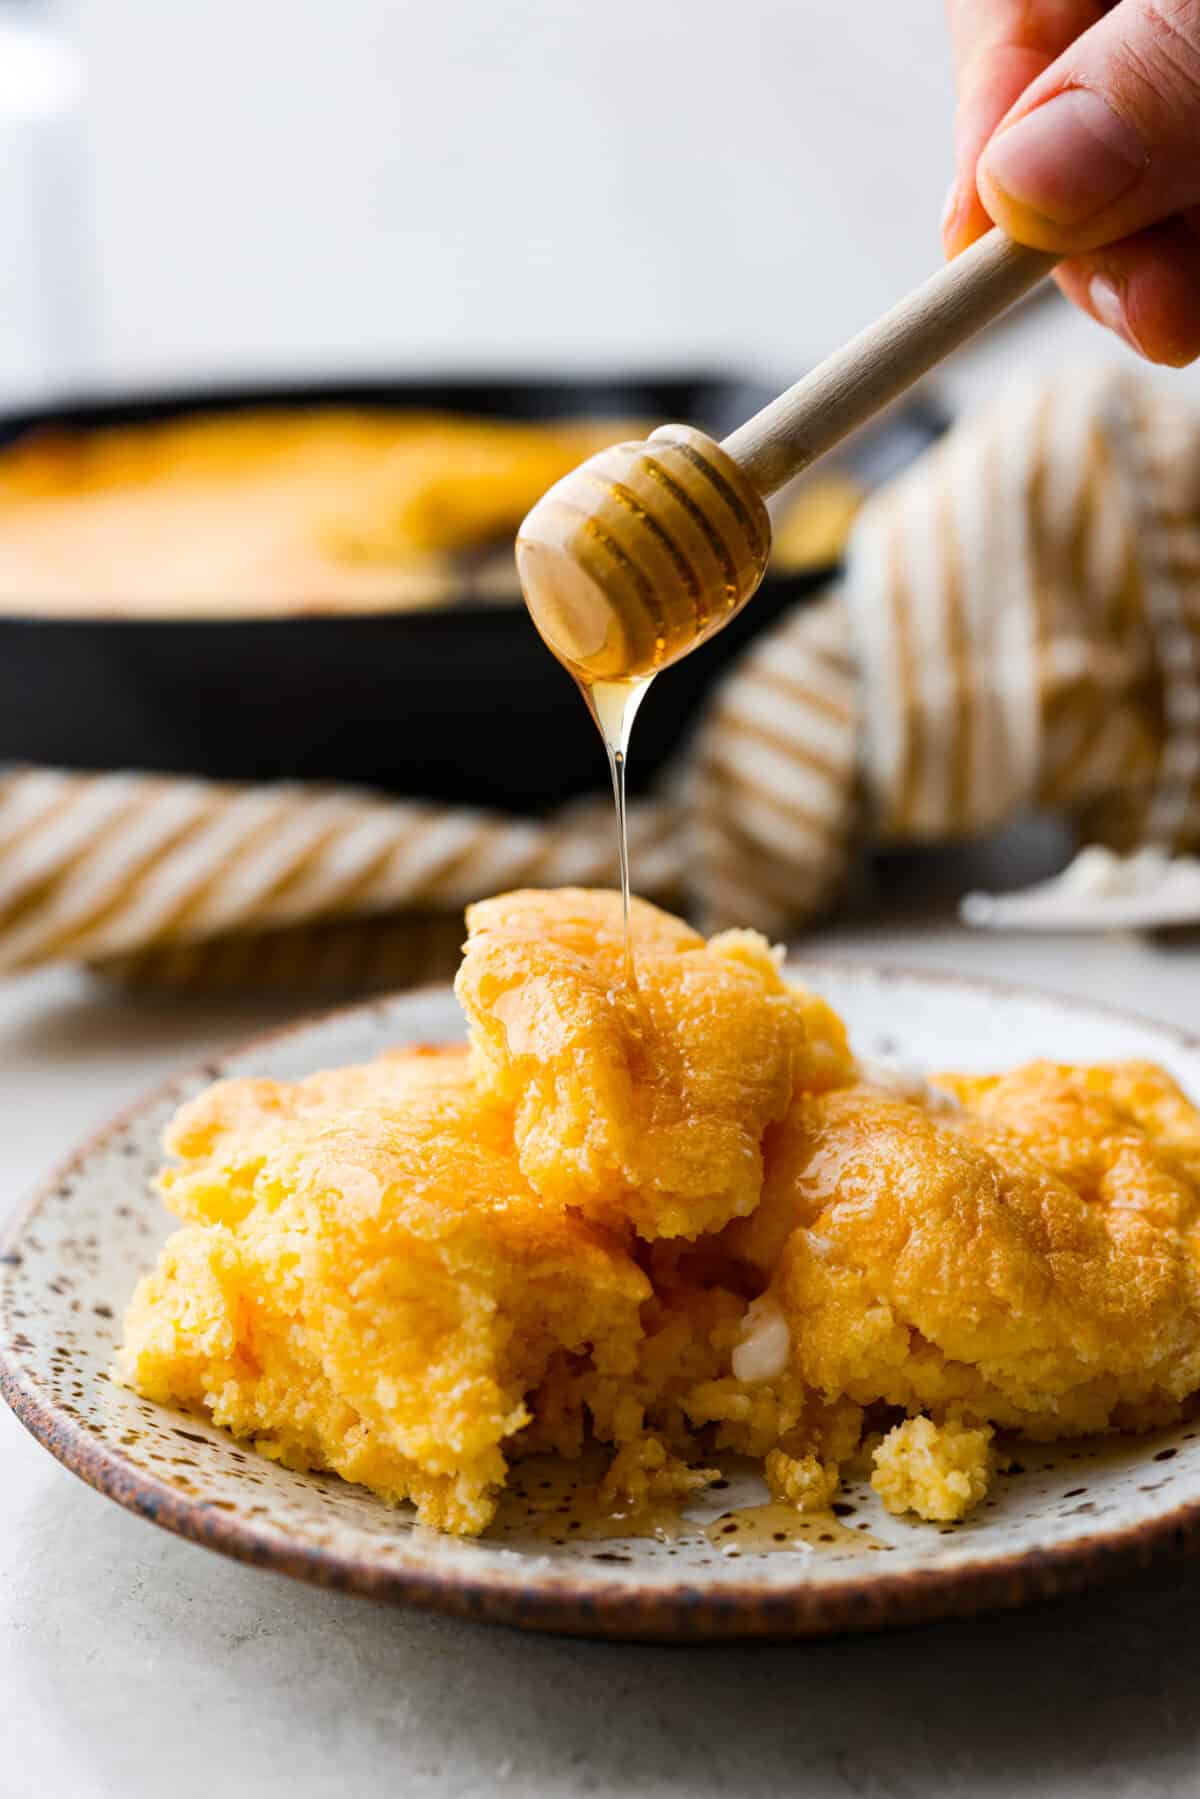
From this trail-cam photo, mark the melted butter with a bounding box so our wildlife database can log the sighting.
[704,1502,883,1555]
[730,1294,791,1384]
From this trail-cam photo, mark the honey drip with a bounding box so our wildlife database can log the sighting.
[584,676,652,989]
[516,426,771,991]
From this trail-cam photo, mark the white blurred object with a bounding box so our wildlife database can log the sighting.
[0,0,88,404]
[62,0,963,390]
[962,845,1200,933]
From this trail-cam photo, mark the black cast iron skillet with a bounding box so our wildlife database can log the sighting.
[0,374,940,814]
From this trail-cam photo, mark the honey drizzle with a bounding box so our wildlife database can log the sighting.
[517,426,773,991]
[582,675,652,991]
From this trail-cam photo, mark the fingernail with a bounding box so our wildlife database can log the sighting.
[981,89,1145,226]
[1088,273,1144,355]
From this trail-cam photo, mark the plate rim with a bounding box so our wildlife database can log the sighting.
[5,960,1200,1643]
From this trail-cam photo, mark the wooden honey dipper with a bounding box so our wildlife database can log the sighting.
[517,231,1056,688]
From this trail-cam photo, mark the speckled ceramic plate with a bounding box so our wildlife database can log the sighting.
[5,964,1200,1642]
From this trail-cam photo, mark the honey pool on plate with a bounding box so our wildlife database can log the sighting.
[489,1451,879,1554]
[479,1429,1197,1563]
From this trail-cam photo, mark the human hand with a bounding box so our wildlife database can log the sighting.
[944,0,1200,364]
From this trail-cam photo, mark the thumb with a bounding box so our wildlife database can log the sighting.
[977,0,1200,253]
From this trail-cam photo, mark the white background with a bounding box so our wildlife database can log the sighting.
[8,0,1193,409]
[60,0,965,385]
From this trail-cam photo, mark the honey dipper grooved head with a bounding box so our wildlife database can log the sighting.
[515,424,772,685]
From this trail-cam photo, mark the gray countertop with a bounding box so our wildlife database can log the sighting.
[4,881,1200,1798]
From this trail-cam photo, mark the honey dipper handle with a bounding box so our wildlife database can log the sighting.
[721,232,1057,497]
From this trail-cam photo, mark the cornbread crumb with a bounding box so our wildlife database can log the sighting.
[872,1417,995,1522]
[765,1448,840,1512]
[600,1438,717,1511]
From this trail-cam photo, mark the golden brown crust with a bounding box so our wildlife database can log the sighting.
[456,888,816,1240]
[751,1078,1200,1442]
[120,1045,648,1535]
